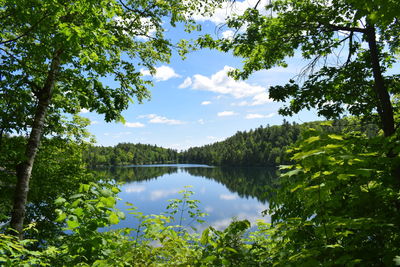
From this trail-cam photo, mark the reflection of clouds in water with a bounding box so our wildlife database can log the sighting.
[150,189,180,201]
[204,206,214,213]
[125,185,146,193]
[219,193,237,200]
[210,211,270,231]
[235,203,267,213]
[200,186,206,194]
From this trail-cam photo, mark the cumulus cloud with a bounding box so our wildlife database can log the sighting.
[80,108,89,114]
[233,92,273,106]
[141,65,180,82]
[139,114,185,125]
[201,101,212,105]
[180,66,266,99]
[124,122,145,128]
[245,113,275,119]
[178,77,192,88]
[217,111,237,117]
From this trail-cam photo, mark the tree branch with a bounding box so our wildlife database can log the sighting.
[327,24,366,34]
[0,13,50,45]
[345,31,354,66]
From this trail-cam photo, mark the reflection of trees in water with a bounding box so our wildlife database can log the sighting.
[98,166,278,203]
[95,166,179,183]
[183,167,277,203]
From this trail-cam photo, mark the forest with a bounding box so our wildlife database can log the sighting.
[84,120,302,167]
[85,118,379,167]
[1,0,400,266]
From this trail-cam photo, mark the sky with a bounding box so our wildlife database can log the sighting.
[80,0,322,150]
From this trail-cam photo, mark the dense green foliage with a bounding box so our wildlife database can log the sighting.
[1,0,400,265]
[0,185,274,266]
[180,120,300,166]
[85,143,179,167]
[199,0,399,137]
[0,0,224,233]
[267,123,400,266]
[85,120,301,167]
[85,119,379,167]
[0,135,97,243]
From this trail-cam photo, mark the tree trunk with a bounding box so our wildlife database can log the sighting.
[10,49,62,237]
[365,23,395,137]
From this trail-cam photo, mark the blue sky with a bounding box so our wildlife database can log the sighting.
[81,1,322,150]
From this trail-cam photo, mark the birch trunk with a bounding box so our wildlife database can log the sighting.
[10,49,62,237]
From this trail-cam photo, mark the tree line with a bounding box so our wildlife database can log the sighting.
[85,118,379,167]
[84,143,179,167]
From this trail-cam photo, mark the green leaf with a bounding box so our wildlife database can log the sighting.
[328,134,343,140]
[201,228,210,245]
[109,212,120,225]
[304,136,320,144]
[56,212,67,222]
[66,220,80,229]
[100,196,116,208]
[54,197,66,205]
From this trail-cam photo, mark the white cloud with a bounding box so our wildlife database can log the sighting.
[182,66,266,99]
[80,108,89,114]
[222,30,235,39]
[245,113,275,119]
[125,185,146,193]
[139,114,185,125]
[90,120,99,125]
[198,119,205,125]
[220,194,238,200]
[178,77,192,88]
[124,122,145,128]
[233,92,273,106]
[141,65,180,82]
[201,101,212,105]
[217,111,237,117]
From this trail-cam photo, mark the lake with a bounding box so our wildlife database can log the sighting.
[95,164,277,231]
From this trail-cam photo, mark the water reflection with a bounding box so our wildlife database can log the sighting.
[96,164,277,230]
[96,164,278,203]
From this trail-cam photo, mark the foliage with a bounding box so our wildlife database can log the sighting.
[267,123,400,265]
[0,0,223,124]
[0,224,58,266]
[198,0,399,136]
[0,122,97,242]
[180,120,301,166]
[85,119,379,168]
[85,143,179,167]
[1,0,225,233]
[49,183,267,267]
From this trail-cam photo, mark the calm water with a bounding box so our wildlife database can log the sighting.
[95,164,277,230]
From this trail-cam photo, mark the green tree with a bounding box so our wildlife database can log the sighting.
[199,0,399,137]
[0,0,222,235]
